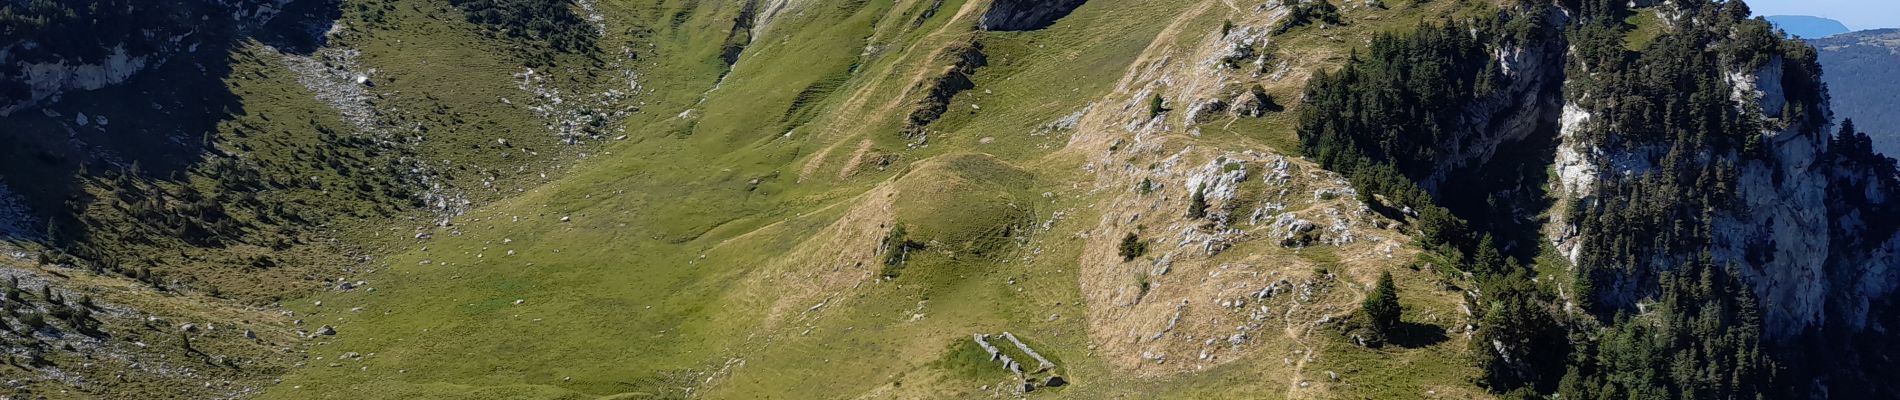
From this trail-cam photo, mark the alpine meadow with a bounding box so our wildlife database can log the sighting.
[0,0,1895,399]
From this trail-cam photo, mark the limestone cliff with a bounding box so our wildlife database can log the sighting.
[1417,2,1897,340]
[1543,9,1897,340]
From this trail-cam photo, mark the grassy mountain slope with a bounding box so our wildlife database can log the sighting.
[0,0,1883,398]
[11,0,1802,398]
[257,0,1507,398]
[0,0,636,396]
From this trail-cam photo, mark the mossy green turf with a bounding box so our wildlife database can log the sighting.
[1623,8,1666,52]
[261,0,1501,398]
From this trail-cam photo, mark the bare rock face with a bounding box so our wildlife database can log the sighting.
[979,0,1089,31]
[1550,39,1899,340]
[0,0,295,116]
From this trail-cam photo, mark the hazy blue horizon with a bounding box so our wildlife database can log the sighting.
[1747,0,1900,31]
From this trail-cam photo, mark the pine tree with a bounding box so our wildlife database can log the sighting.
[1468,234,1509,275]
[1148,93,1166,118]
[1188,184,1209,219]
[1363,271,1402,336]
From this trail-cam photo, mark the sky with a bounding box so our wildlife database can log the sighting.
[1747,0,1900,30]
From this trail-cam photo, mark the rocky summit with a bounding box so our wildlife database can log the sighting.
[0,0,1895,399]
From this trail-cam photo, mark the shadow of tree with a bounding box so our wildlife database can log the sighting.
[1388,321,1450,349]
[1262,96,1286,113]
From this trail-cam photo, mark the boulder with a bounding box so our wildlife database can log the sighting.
[316,325,336,336]
[1184,99,1229,124]
[1290,220,1318,233]
[1233,89,1278,117]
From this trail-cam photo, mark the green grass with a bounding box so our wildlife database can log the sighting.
[920,0,1185,163]
[1624,9,1665,52]
[260,0,963,397]
[937,336,1001,378]
[255,0,1162,396]
[0,0,667,395]
[891,153,1036,259]
[240,0,1518,398]
[1305,259,1487,400]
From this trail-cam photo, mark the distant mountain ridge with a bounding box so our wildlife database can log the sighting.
[1812,29,1900,156]
[1767,15,1851,38]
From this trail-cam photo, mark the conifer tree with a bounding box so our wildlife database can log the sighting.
[1188,184,1209,219]
[1363,271,1402,336]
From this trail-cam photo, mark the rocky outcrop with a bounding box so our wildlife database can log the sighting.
[1694,56,1839,337]
[902,41,988,143]
[1414,4,1894,340]
[0,45,153,116]
[1715,58,1897,337]
[0,0,294,116]
[1420,28,1568,191]
[980,0,1089,31]
[1549,32,1897,340]
[721,0,762,67]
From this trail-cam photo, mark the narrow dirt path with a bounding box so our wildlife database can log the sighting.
[1281,277,1369,399]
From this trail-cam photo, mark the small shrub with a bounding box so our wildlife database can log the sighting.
[1118,233,1148,261]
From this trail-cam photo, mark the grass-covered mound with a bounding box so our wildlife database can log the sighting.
[890,153,1037,262]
